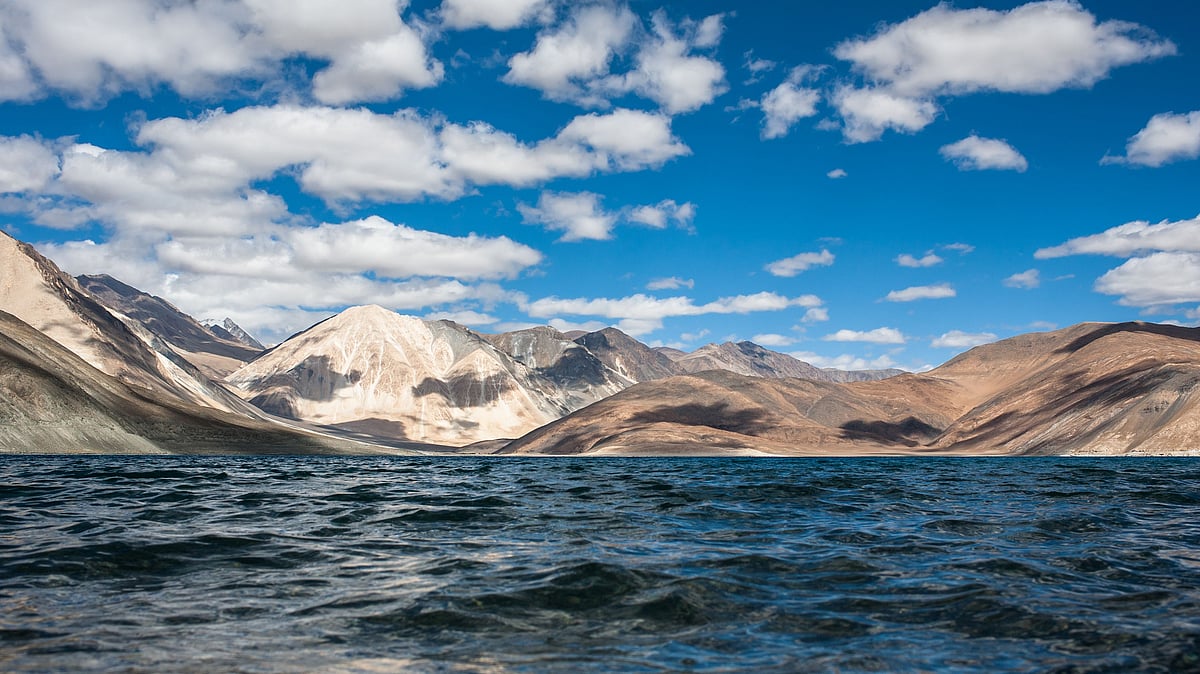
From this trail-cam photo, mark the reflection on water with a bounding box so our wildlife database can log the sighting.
[2,456,1199,672]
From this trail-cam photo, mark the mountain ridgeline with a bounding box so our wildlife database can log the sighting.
[1,230,1199,455]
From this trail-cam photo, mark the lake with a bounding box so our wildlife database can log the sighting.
[2,456,1199,672]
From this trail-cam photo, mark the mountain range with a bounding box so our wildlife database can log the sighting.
[1,231,1197,456]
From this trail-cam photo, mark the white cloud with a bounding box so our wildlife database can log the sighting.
[439,0,553,30]
[833,86,938,143]
[751,333,796,347]
[1004,269,1041,289]
[518,191,695,242]
[834,1,1174,97]
[760,66,820,139]
[0,0,443,105]
[503,6,726,113]
[831,1,1174,141]
[1094,252,1200,306]
[743,51,776,81]
[627,200,695,230]
[801,307,829,323]
[931,330,998,348]
[943,242,975,254]
[547,318,609,334]
[524,291,821,335]
[0,135,60,193]
[790,351,899,371]
[827,168,847,179]
[557,109,691,170]
[896,252,942,268]
[647,277,694,291]
[1036,215,1200,258]
[619,11,728,114]
[822,327,906,345]
[519,191,617,242]
[940,135,1028,172]
[503,4,636,106]
[1104,111,1200,167]
[425,310,499,326]
[765,249,835,277]
[884,283,956,302]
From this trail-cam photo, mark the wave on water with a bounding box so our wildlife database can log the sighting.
[2,456,1200,672]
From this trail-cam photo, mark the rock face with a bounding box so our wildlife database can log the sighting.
[670,341,900,383]
[485,326,631,410]
[502,322,1200,456]
[80,274,262,378]
[0,310,387,455]
[572,327,680,382]
[226,306,577,445]
[203,318,265,350]
[0,233,251,414]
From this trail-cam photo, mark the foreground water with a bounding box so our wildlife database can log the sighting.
[2,457,1199,672]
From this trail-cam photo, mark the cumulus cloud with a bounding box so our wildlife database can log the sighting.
[647,277,694,291]
[765,249,835,277]
[944,242,975,254]
[518,191,695,242]
[790,351,899,371]
[940,135,1028,172]
[518,191,617,242]
[1094,252,1200,306]
[503,5,726,113]
[524,291,822,335]
[801,307,829,323]
[823,327,906,344]
[627,200,695,230]
[896,252,942,268]
[439,0,553,30]
[0,0,443,105]
[830,1,1174,141]
[931,330,998,348]
[833,86,938,143]
[827,168,847,179]
[751,333,795,347]
[619,11,728,114]
[884,283,956,302]
[1036,215,1200,258]
[1036,214,1200,308]
[1004,269,1041,289]
[760,66,820,139]
[503,4,636,106]
[1104,111,1200,167]
[0,135,60,193]
[40,228,526,343]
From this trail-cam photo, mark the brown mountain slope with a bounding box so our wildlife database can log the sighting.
[501,322,1200,456]
[79,274,262,378]
[501,369,965,456]
[0,233,256,414]
[572,327,681,382]
[0,310,397,455]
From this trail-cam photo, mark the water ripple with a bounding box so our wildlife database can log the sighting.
[1,456,1199,672]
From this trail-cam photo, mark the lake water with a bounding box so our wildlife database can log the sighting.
[2,456,1199,672]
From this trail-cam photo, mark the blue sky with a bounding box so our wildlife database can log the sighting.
[1,0,1198,370]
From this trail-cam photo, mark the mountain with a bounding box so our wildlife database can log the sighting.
[225,305,578,445]
[0,233,253,414]
[0,309,392,454]
[79,274,262,378]
[572,327,680,382]
[670,341,900,383]
[484,326,631,409]
[203,317,265,350]
[501,322,1200,456]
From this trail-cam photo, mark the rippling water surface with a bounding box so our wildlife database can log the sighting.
[2,457,1200,672]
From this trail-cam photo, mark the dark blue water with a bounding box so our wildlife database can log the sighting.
[2,457,1199,672]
